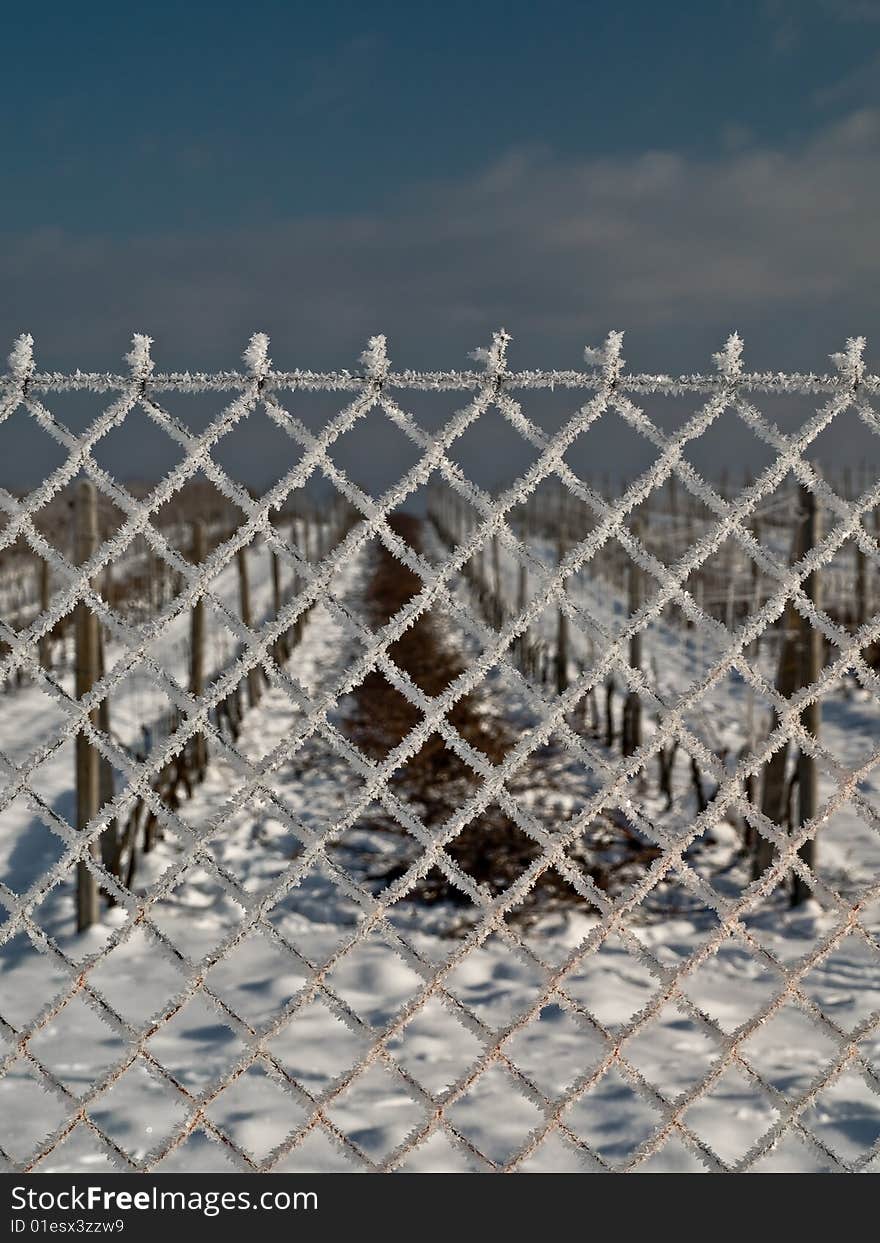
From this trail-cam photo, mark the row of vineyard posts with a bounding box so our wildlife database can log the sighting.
[69,482,353,930]
[1,470,872,924]
[427,477,846,907]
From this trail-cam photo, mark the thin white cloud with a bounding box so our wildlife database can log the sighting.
[817,0,880,21]
[1,109,878,372]
[763,0,880,56]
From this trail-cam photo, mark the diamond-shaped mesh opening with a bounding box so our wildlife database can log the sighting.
[563,931,662,1029]
[29,994,128,1092]
[212,402,308,492]
[679,936,779,1035]
[739,1001,839,1094]
[325,1061,427,1162]
[86,927,187,1027]
[504,1002,605,1098]
[341,669,422,762]
[90,404,188,482]
[89,1061,189,1158]
[203,932,309,1030]
[505,861,600,928]
[446,403,543,491]
[562,405,659,485]
[267,998,370,1093]
[324,933,423,1028]
[148,867,247,960]
[622,1001,719,1097]
[386,995,483,1095]
[206,1064,307,1161]
[683,1065,780,1165]
[151,470,244,534]
[445,809,543,898]
[325,406,425,499]
[446,1064,543,1166]
[263,860,362,961]
[682,402,778,482]
[145,994,245,1088]
[564,1065,663,1165]
[444,933,546,1029]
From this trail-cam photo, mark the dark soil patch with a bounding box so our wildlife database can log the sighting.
[343,516,624,913]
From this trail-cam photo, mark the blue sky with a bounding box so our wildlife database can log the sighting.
[3,1,875,235]
[2,0,880,483]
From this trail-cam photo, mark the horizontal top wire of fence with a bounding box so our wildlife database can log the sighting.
[1,328,879,1174]
[3,332,879,395]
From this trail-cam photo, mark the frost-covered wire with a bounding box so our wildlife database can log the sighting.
[0,329,878,1174]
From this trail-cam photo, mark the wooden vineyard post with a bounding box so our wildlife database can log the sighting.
[190,521,208,781]
[95,623,121,882]
[317,504,327,562]
[875,508,880,625]
[753,505,815,883]
[750,516,762,653]
[271,545,286,664]
[855,542,867,631]
[752,515,801,880]
[792,484,822,907]
[554,504,569,697]
[605,676,616,748]
[746,518,762,830]
[38,555,51,670]
[237,543,261,708]
[753,604,801,881]
[491,533,502,627]
[74,480,100,932]
[306,509,317,565]
[622,533,643,758]
[291,516,303,647]
[517,560,528,668]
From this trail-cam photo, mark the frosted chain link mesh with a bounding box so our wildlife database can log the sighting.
[0,327,879,1172]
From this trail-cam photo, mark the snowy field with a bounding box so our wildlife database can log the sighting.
[1,532,880,1173]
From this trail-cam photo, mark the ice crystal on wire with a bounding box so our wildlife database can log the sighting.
[830,335,866,384]
[584,329,625,381]
[7,332,35,382]
[470,328,511,375]
[243,331,271,378]
[125,333,155,381]
[360,334,390,381]
[712,331,744,381]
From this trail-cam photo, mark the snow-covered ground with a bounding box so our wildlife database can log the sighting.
[482,527,880,899]
[1,531,879,1173]
[0,534,296,908]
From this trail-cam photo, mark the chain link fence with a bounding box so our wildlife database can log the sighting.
[1,328,879,1173]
